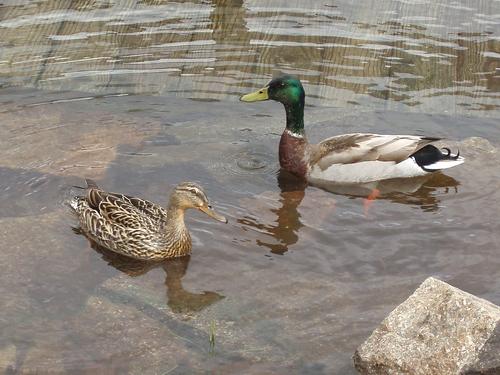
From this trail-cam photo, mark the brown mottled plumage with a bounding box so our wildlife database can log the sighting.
[70,180,227,260]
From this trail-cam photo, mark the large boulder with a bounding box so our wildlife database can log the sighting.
[354,277,500,375]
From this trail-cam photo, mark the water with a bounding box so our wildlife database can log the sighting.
[1,1,500,374]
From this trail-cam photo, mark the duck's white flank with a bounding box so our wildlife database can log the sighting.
[309,158,425,184]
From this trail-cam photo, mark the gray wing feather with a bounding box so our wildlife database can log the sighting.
[311,133,439,170]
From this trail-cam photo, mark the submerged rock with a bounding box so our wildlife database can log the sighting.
[353,277,500,375]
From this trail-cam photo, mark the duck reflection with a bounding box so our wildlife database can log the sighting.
[315,173,460,213]
[238,171,307,255]
[239,171,459,254]
[84,238,224,313]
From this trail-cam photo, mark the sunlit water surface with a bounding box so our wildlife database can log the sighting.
[1,1,500,374]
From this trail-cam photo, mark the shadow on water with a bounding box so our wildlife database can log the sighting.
[239,169,460,254]
[74,229,225,314]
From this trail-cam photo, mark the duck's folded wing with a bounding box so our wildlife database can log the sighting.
[312,133,440,169]
[87,188,156,229]
[120,194,168,220]
[83,179,167,221]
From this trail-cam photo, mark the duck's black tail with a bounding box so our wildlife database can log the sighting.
[412,145,464,172]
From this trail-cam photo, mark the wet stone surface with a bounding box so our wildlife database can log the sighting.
[461,323,500,375]
[0,90,498,374]
[354,277,500,375]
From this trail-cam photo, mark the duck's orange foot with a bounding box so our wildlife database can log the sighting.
[363,188,381,216]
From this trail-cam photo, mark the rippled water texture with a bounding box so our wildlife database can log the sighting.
[1,1,500,374]
[1,0,500,113]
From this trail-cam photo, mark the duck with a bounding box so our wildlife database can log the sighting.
[240,75,464,184]
[70,179,227,260]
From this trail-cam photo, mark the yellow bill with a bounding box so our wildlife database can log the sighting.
[240,87,269,102]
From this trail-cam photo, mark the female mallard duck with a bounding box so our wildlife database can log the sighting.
[240,75,464,184]
[70,180,227,260]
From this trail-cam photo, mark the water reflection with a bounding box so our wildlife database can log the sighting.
[1,0,499,113]
[82,236,224,313]
[240,170,460,254]
[315,173,460,213]
[238,170,306,254]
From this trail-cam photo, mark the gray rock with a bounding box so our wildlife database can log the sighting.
[353,277,500,375]
[461,323,500,375]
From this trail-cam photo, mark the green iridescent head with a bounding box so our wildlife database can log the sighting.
[240,75,305,107]
[240,75,306,134]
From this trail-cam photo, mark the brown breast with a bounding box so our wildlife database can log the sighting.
[279,131,309,178]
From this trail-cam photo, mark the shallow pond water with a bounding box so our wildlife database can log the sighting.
[1,1,500,374]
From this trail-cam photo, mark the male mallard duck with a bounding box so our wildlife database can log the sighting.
[70,179,227,260]
[240,75,464,184]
